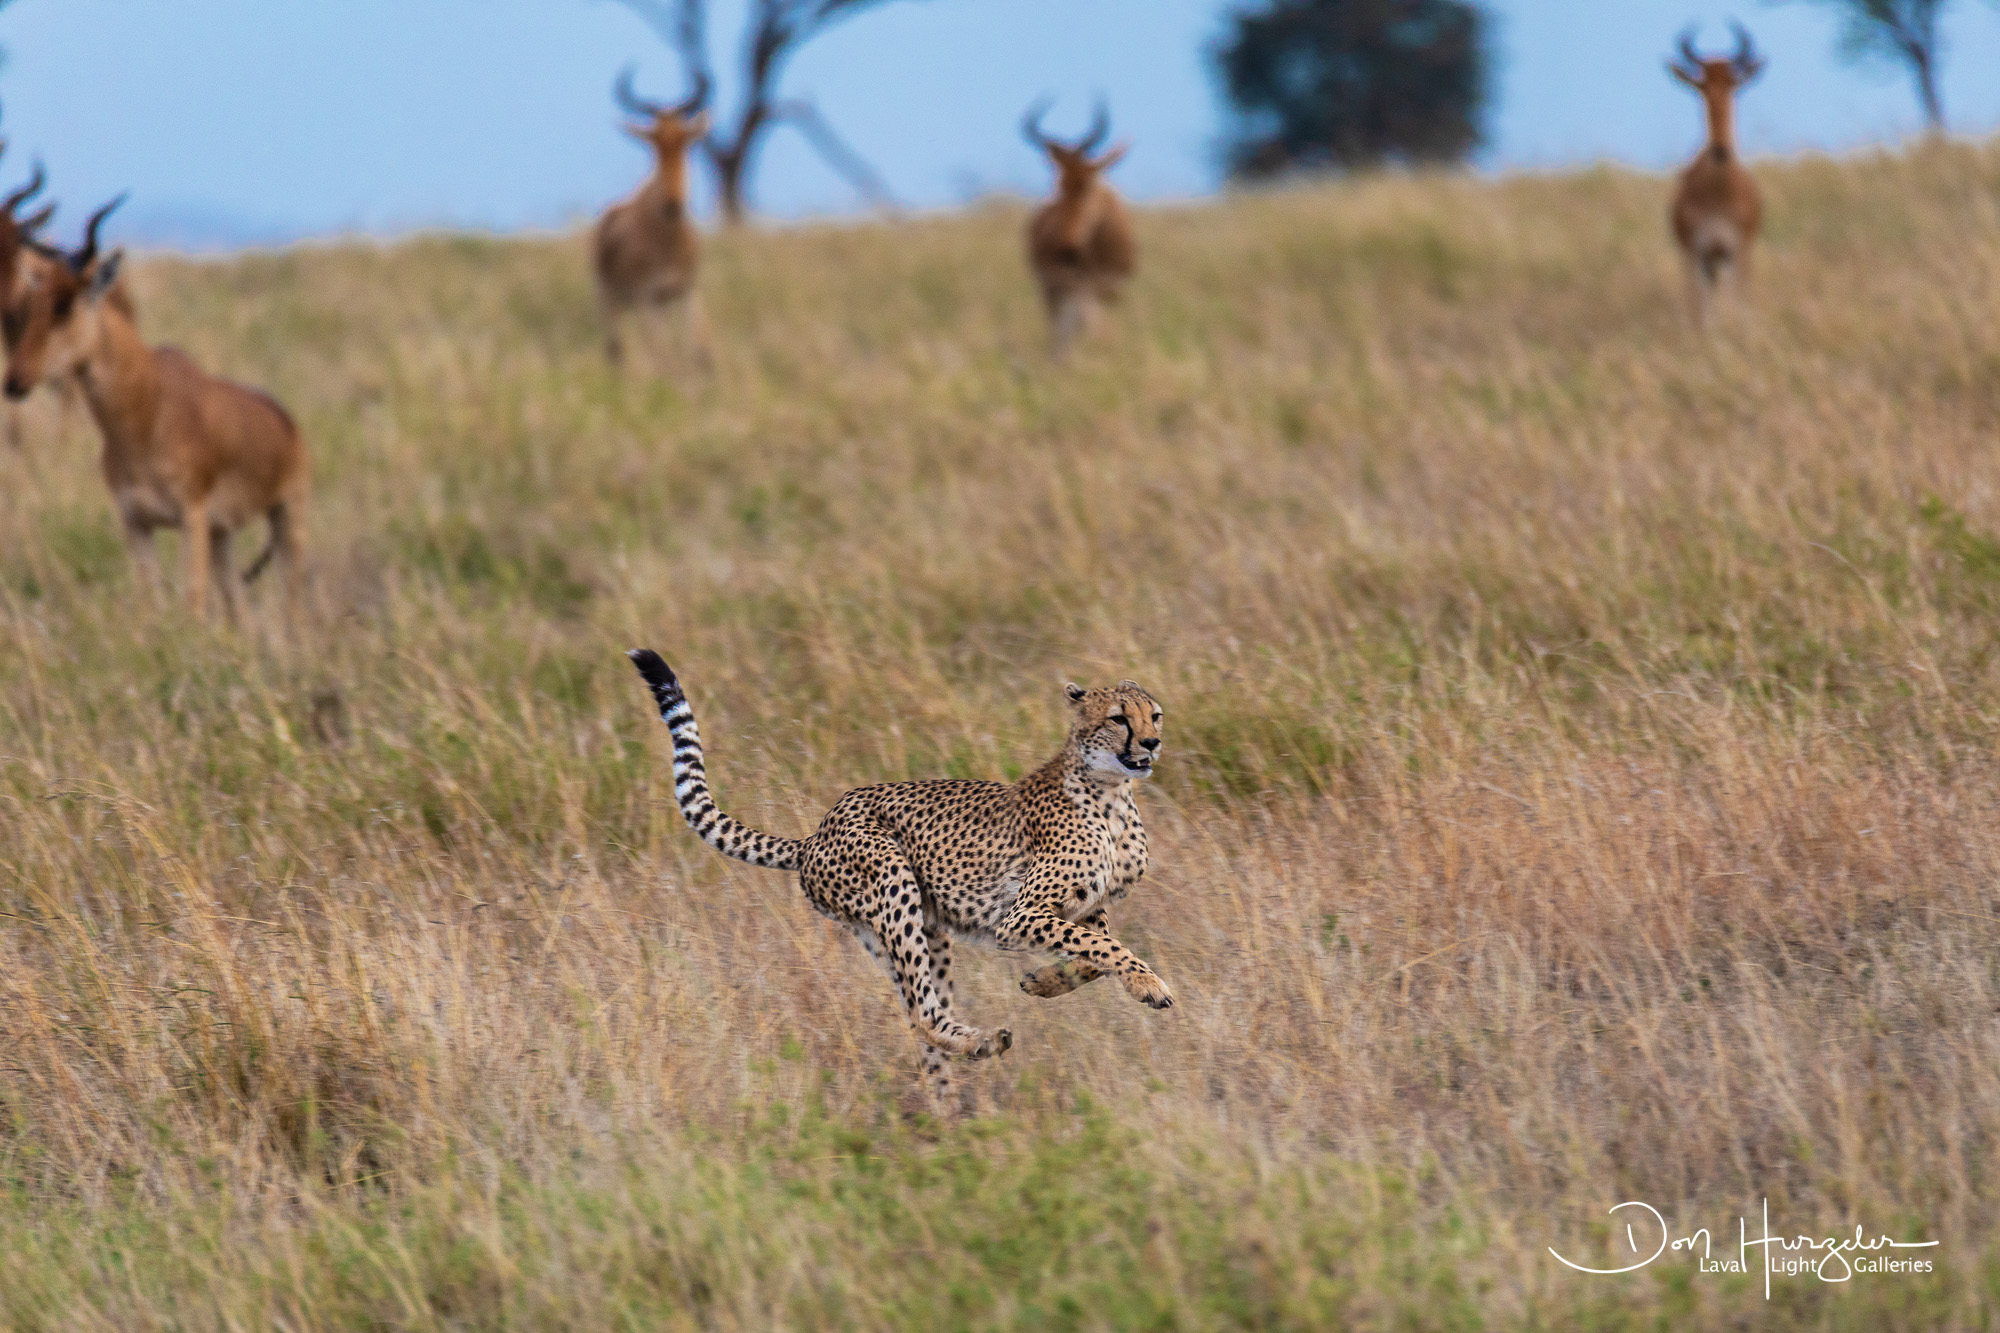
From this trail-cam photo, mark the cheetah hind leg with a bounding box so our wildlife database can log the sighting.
[862,864,1012,1062]
[919,920,993,1115]
[850,922,956,1114]
[848,909,1007,1115]
[896,924,1008,1056]
[909,920,1011,1062]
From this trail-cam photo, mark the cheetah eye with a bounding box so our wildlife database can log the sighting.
[1152,713,1162,723]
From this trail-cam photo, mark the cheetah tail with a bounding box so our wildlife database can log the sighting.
[627,649,803,872]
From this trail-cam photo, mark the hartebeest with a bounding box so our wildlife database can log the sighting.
[7,199,308,620]
[593,66,711,366]
[1023,99,1135,358]
[1668,23,1766,326]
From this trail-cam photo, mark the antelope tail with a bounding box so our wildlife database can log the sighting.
[627,649,803,871]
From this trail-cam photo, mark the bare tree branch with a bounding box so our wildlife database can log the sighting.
[771,98,902,214]
[602,0,694,52]
[1777,0,1948,131]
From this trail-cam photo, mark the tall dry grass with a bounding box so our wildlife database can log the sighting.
[4,141,2000,1327]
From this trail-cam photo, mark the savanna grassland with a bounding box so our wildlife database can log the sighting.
[5,141,2000,1329]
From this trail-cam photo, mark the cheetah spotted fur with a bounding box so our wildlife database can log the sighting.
[627,650,1174,1104]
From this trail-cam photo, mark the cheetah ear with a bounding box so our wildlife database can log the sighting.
[1064,682,1087,704]
[1117,679,1140,690]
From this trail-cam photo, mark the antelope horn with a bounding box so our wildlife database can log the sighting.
[71,193,125,273]
[614,65,667,119]
[2,159,45,217]
[1675,25,1702,71]
[1079,98,1111,154]
[1021,97,1055,151]
[18,201,54,237]
[1730,21,1766,80]
[669,67,711,119]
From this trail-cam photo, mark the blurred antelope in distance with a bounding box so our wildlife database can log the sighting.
[8,198,308,622]
[594,66,712,368]
[1023,99,1135,358]
[1668,23,1766,327]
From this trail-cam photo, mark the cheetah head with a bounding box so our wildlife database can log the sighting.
[1064,679,1162,780]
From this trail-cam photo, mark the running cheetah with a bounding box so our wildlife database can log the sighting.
[626,650,1174,1103]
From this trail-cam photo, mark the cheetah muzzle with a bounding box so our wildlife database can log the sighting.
[627,649,1175,1107]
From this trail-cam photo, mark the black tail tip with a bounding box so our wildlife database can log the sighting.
[627,648,680,694]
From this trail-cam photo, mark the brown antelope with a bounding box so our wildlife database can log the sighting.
[7,198,308,620]
[593,66,711,366]
[1023,99,1135,357]
[1668,23,1766,326]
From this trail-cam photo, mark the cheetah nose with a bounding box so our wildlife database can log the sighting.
[1139,737,1160,752]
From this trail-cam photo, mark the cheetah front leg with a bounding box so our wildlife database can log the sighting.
[1021,907,1110,999]
[997,891,1174,1010]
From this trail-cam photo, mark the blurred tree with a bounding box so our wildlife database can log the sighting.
[0,0,19,93]
[604,0,914,224]
[1213,0,1489,179]
[1778,0,1950,131]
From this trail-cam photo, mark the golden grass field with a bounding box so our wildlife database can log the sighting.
[4,140,2000,1328]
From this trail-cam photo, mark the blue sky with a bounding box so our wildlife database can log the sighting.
[4,0,1998,248]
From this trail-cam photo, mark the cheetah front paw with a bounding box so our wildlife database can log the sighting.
[1122,969,1176,1010]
